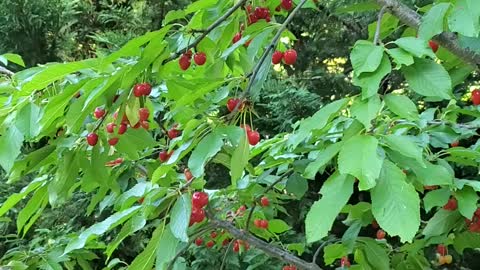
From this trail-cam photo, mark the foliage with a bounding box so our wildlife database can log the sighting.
[0,0,480,269]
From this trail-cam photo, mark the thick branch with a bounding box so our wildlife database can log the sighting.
[163,0,247,64]
[210,216,323,270]
[0,66,14,77]
[375,0,480,67]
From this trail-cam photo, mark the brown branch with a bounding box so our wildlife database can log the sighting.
[0,66,14,77]
[375,0,480,67]
[373,6,388,45]
[209,215,323,270]
[162,0,247,64]
[312,238,337,264]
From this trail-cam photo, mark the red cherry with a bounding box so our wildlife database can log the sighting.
[259,219,269,229]
[233,241,240,252]
[240,124,251,132]
[140,121,149,130]
[195,238,203,246]
[211,231,217,238]
[190,207,206,224]
[429,40,439,53]
[205,240,214,248]
[133,84,144,97]
[247,130,260,146]
[106,123,116,133]
[451,141,459,147]
[185,49,193,57]
[159,150,170,162]
[94,107,105,119]
[138,108,149,121]
[469,222,480,232]
[232,32,242,44]
[184,168,193,181]
[245,5,252,13]
[121,114,129,125]
[437,244,447,256]
[340,256,351,267]
[281,0,293,10]
[248,13,258,25]
[376,229,386,240]
[108,137,119,146]
[87,133,98,146]
[132,122,141,129]
[272,51,284,64]
[254,219,262,228]
[179,54,191,71]
[283,49,297,65]
[265,15,271,22]
[222,239,230,246]
[254,7,269,19]
[194,52,207,66]
[168,128,180,139]
[260,196,269,207]
[472,89,480,105]
[118,123,128,135]
[443,198,458,211]
[141,83,152,96]
[115,157,123,164]
[192,192,209,209]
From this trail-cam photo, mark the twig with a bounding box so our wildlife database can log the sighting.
[219,240,234,270]
[0,66,14,77]
[162,0,247,64]
[208,214,323,270]
[373,6,388,45]
[312,238,336,264]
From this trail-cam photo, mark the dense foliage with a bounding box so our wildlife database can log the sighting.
[0,0,480,269]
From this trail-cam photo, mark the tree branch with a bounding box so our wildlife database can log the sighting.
[209,215,323,270]
[162,0,247,64]
[375,0,480,67]
[0,65,14,77]
[373,6,388,45]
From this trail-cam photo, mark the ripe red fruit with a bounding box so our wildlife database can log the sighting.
[195,238,203,246]
[443,198,458,211]
[281,0,293,10]
[233,241,240,252]
[138,108,149,121]
[227,98,242,112]
[240,124,251,132]
[340,256,351,267]
[108,137,119,146]
[141,83,152,96]
[115,157,123,164]
[94,107,105,119]
[222,239,230,246]
[118,123,128,135]
[247,130,260,145]
[87,133,98,146]
[190,207,206,224]
[192,192,209,209]
[472,89,480,105]
[206,240,214,248]
[429,40,439,53]
[376,229,386,240]
[159,150,170,162]
[469,222,480,232]
[437,244,447,256]
[260,196,269,207]
[179,54,191,71]
[283,49,297,65]
[248,13,258,25]
[194,52,207,66]
[184,168,193,181]
[106,123,116,133]
[168,128,180,139]
[133,84,144,97]
[254,219,262,228]
[232,32,242,44]
[451,141,459,147]
[272,51,284,64]
[210,231,217,238]
[140,121,149,130]
[259,219,269,229]
[254,7,269,19]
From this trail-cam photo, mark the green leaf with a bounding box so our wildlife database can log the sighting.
[424,188,450,212]
[394,37,436,58]
[288,98,348,148]
[384,94,419,120]
[453,231,480,253]
[15,103,41,140]
[285,173,308,199]
[422,209,462,237]
[268,219,291,234]
[106,214,146,258]
[323,244,347,264]
[350,41,384,75]
[129,224,165,270]
[188,131,223,177]
[163,10,185,25]
[155,224,180,269]
[448,0,480,37]
[410,160,453,186]
[456,186,478,219]
[418,3,451,40]
[305,172,354,243]
[185,0,217,14]
[383,135,424,165]
[231,133,250,186]
[64,206,141,254]
[342,221,362,252]
[352,54,391,99]
[0,126,24,173]
[371,161,420,242]
[387,48,414,69]
[170,194,191,242]
[17,185,48,235]
[0,53,25,67]
[350,94,381,129]
[303,143,342,179]
[0,177,45,216]
[115,128,157,160]
[356,238,390,270]
[402,58,452,100]
[338,135,383,190]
